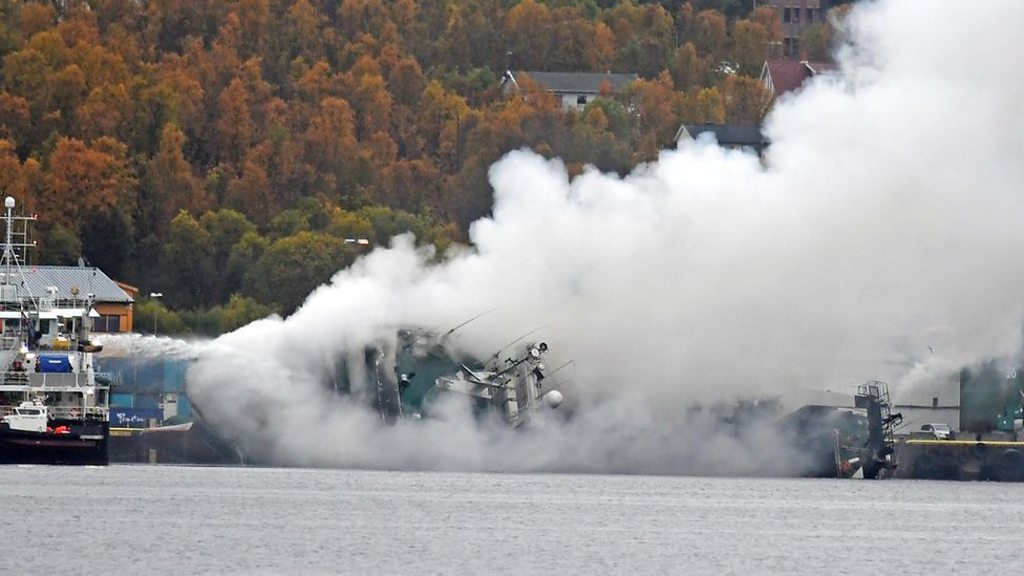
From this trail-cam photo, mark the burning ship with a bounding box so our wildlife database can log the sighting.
[333,327,564,427]
[126,326,566,464]
[778,381,902,479]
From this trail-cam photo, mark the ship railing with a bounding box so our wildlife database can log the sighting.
[25,373,95,388]
[1,371,29,386]
[48,405,108,420]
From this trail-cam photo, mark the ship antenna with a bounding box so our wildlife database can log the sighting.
[3,196,13,285]
[491,325,545,361]
[402,307,499,350]
[442,307,499,339]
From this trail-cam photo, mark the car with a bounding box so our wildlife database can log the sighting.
[920,423,954,440]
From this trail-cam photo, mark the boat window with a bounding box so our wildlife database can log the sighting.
[19,409,41,415]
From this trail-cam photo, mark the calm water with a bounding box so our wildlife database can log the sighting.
[1,466,1021,575]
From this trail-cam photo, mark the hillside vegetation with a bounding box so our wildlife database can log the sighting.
[0,0,837,333]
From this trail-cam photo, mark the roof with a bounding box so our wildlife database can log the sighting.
[760,59,835,97]
[677,124,767,149]
[505,71,638,94]
[15,266,133,304]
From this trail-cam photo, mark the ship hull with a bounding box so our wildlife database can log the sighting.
[0,422,109,465]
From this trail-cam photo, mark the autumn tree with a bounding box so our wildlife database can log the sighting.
[722,75,769,124]
[694,9,727,60]
[40,137,136,236]
[671,42,709,91]
[505,0,553,71]
[225,156,275,228]
[142,123,207,237]
[752,5,783,44]
[622,72,682,159]
[216,78,255,167]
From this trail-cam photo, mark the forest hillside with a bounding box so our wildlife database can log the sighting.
[0,0,840,333]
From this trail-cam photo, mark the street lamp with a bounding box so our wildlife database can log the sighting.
[150,292,162,336]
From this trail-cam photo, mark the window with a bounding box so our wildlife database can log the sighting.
[95,315,122,333]
[783,7,791,23]
[784,37,799,57]
[793,8,801,23]
[576,95,587,106]
[807,8,815,22]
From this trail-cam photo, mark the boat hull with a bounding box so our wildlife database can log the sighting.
[0,422,109,465]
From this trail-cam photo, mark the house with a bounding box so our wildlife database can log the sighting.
[19,265,134,333]
[759,59,836,100]
[675,124,768,155]
[501,70,638,111]
[758,0,834,57]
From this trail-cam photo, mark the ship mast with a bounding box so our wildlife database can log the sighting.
[3,196,13,294]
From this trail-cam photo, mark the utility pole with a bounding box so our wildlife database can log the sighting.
[150,292,162,336]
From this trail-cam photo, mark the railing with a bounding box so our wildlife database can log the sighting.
[1,372,108,388]
[48,405,108,421]
[0,405,108,420]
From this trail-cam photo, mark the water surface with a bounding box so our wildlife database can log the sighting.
[1,466,1020,575]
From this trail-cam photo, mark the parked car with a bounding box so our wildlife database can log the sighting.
[920,423,954,440]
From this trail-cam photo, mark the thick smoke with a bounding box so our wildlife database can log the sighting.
[184,0,1024,473]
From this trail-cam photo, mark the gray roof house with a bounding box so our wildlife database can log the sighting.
[12,265,135,332]
[18,266,132,305]
[501,70,638,111]
[675,124,768,155]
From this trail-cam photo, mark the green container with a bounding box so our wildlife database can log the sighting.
[960,361,1024,433]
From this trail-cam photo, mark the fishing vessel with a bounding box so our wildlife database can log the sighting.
[353,327,564,428]
[0,197,110,465]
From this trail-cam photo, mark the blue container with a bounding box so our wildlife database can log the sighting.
[133,393,160,410]
[161,359,189,392]
[111,393,134,408]
[38,354,72,373]
[177,395,193,419]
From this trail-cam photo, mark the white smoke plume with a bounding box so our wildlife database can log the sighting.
[183,0,1024,473]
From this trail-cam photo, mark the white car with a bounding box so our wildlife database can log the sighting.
[920,423,953,440]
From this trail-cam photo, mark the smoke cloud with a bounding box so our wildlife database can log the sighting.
[178,0,1024,474]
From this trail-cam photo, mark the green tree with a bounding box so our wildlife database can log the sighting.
[160,211,213,309]
[200,209,257,302]
[731,20,768,77]
[243,231,356,313]
[37,222,82,265]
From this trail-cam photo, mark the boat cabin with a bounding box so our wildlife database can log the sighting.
[1,401,48,433]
